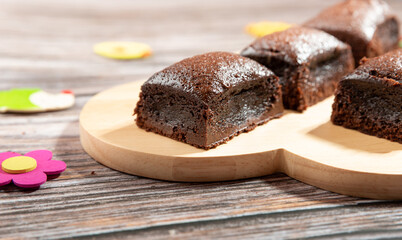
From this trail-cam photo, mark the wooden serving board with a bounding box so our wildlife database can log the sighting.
[80,80,402,200]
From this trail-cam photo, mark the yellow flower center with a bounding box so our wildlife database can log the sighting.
[2,156,37,174]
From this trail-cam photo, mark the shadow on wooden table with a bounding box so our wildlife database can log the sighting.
[0,174,61,193]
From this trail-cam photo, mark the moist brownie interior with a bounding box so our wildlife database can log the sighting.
[241,27,354,112]
[331,50,402,143]
[135,52,284,149]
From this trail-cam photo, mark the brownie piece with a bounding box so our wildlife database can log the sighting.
[331,49,402,143]
[304,0,400,66]
[134,52,284,149]
[240,27,354,112]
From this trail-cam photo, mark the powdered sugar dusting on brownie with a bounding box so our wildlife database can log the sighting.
[240,27,348,65]
[305,0,392,43]
[356,49,402,83]
[145,52,274,103]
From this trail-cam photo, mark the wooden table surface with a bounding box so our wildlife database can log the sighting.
[1,0,402,239]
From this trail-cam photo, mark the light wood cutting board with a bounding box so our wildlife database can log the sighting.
[80,80,402,200]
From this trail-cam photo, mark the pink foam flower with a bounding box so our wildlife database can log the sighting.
[0,150,66,188]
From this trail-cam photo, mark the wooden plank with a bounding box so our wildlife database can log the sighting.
[75,201,402,239]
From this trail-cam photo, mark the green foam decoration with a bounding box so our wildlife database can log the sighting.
[0,88,41,110]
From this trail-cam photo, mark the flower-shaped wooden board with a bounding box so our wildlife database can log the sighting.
[80,80,402,200]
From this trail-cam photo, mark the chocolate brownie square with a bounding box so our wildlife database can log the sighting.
[241,27,354,112]
[304,0,399,66]
[331,49,402,143]
[134,52,284,149]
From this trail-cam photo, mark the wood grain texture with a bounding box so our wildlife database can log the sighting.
[80,80,402,199]
[1,0,402,239]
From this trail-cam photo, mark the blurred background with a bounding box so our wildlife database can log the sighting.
[1,0,399,95]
